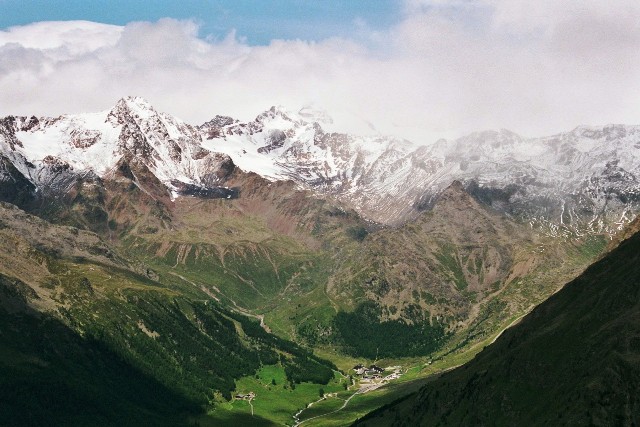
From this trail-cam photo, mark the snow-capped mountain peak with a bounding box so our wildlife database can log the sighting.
[0,97,235,199]
[107,96,157,125]
[1,98,639,235]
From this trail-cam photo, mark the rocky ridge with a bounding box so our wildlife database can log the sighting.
[0,97,235,203]
[203,114,640,234]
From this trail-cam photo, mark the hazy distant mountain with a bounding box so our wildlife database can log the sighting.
[200,104,640,232]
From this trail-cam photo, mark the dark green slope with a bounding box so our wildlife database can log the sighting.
[356,228,640,426]
[0,275,198,427]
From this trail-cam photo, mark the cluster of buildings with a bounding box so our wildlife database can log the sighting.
[352,364,385,379]
[234,391,256,400]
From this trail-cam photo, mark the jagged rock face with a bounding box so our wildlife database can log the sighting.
[0,97,236,201]
[103,96,237,188]
[0,116,26,151]
[197,152,235,187]
[257,129,287,154]
[0,154,36,207]
[444,127,640,235]
[33,156,89,195]
[199,115,238,139]
[170,180,238,199]
[0,123,110,230]
[199,105,426,222]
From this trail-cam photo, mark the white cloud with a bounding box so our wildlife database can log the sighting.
[1,3,639,143]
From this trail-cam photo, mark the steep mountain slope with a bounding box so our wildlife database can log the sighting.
[356,223,640,426]
[0,100,370,309]
[119,169,368,310]
[0,202,338,425]
[113,152,374,335]
[0,101,367,315]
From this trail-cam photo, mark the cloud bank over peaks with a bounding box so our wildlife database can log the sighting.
[1,1,639,144]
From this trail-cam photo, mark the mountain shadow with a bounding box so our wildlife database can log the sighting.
[0,274,201,427]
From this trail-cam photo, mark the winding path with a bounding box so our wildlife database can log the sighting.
[168,271,271,332]
[293,374,397,426]
[489,307,532,345]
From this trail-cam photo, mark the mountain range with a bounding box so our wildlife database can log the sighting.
[1,97,639,425]
[2,96,639,232]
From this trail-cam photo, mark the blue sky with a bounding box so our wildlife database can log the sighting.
[0,0,402,45]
